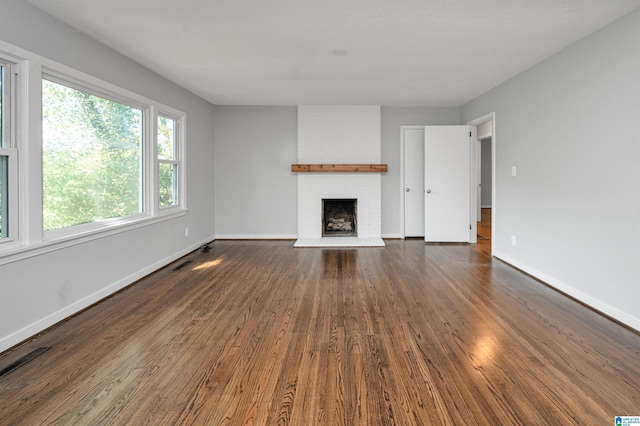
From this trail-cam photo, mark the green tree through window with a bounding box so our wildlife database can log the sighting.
[42,79,143,231]
[158,115,178,208]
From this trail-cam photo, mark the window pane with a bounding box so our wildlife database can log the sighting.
[157,116,175,160]
[1,66,8,239]
[0,156,7,239]
[0,65,4,147]
[159,162,177,208]
[42,79,143,231]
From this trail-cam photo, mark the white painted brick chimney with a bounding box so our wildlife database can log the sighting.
[295,105,384,247]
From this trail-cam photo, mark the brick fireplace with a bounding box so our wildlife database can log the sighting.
[294,105,385,247]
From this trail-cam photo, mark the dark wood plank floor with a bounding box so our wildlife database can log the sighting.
[477,208,492,242]
[1,239,639,425]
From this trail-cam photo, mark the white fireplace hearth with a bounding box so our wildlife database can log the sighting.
[294,105,385,248]
[294,237,384,247]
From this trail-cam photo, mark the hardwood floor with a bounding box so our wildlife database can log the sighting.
[1,239,639,425]
[477,208,492,240]
[477,207,492,257]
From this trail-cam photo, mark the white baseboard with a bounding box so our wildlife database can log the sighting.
[214,234,297,240]
[0,235,215,353]
[215,234,400,241]
[494,251,640,332]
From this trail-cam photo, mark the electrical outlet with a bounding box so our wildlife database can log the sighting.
[511,235,517,246]
[185,227,189,237]
[511,165,517,177]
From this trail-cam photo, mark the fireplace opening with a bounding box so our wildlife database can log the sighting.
[322,199,357,237]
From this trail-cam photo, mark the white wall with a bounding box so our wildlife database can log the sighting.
[380,107,461,237]
[213,106,462,239]
[297,105,381,163]
[213,106,298,238]
[0,0,216,352]
[481,138,492,207]
[461,8,640,330]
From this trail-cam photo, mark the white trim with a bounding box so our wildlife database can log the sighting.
[0,209,187,266]
[20,60,43,246]
[468,125,477,244]
[466,112,494,126]
[214,234,297,240]
[0,235,215,353]
[495,251,640,332]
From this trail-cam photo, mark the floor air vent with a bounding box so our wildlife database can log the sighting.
[0,347,51,378]
[172,260,193,271]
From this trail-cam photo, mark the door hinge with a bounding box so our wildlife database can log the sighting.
[469,224,472,230]
[469,131,472,137]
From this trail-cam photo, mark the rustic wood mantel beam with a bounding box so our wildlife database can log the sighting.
[291,164,388,173]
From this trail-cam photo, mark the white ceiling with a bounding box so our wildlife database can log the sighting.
[25,0,640,106]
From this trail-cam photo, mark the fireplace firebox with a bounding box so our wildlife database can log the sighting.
[322,199,357,237]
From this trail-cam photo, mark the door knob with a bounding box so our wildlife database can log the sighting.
[406,188,410,192]
[426,189,431,193]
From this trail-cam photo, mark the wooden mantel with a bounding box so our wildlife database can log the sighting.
[291,164,388,173]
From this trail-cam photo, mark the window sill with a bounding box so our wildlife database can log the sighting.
[0,208,188,266]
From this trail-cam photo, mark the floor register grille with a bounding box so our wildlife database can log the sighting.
[0,347,50,378]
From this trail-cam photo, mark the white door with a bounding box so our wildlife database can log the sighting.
[424,125,471,242]
[403,128,425,237]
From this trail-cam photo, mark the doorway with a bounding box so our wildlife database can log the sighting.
[467,113,495,255]
[401,125,473,242]
[401,119,494,247]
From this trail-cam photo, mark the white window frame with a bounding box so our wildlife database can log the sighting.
[0,148,18,243]
[156,110,186,213]
[0,41,187,264]
[0,58,19,244]
[41,71,151,240]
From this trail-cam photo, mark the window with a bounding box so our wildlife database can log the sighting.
[0,65,4,143]
[42,78,144,232]
[0,43,187,261]
[0,63,6,239]
[0,60,16,242]
[157,115,179,208]
[0,155,7,239]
